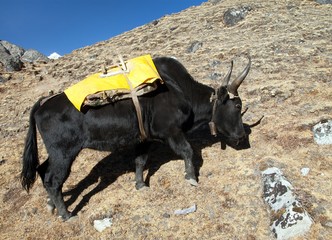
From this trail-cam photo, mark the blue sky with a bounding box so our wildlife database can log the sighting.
[1,0,206,56]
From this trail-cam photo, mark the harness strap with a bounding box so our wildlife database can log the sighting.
[208,89,239,136]
[209,90,218,136]
[119,58,147,141]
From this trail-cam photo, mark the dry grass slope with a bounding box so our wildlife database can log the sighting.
[0,0,331,239]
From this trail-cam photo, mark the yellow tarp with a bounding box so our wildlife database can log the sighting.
[64,54,161,110]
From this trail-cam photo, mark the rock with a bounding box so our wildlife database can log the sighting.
[300,167,310,176]
[209,0,223,5]
[0,43,23,71]
[0,40,49,72]
[210,60,221,67]
[0,40,25,57]
[162,213,171,218]
[313,120,332,145]
[174,204,197,215]
[209,72,222,80]
[261,167,313,240]
[322,220,332,228]
[93,217,112,232]
[187,41,203,53]
[21,49,49,62]
[151,20,159,26]
[0,73,11,82]
[223,6,252,26]
[315,0,332,4]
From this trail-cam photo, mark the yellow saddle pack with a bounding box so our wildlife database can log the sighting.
[64,54,162,111]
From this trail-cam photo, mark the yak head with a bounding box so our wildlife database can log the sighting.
[209,57,251,145]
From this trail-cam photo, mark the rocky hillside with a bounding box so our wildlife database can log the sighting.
[0,40,49,74]
[0,0,331,239]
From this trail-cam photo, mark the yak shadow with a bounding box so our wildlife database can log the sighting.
[64,119,261,216]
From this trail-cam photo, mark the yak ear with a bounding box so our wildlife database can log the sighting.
[217,86,229,103]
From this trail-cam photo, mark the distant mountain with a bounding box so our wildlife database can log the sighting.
[48,52,62,60]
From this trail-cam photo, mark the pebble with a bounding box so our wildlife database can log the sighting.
[174,204,197,215]
[300,167,310,176]
[93,218,112,232]
[187,41,203,53]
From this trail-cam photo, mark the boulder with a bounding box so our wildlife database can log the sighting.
[0,43,23,71]
[223,6,252,26]
[313,119,332,145]
[262,167,313,240]
[0,40,24,57]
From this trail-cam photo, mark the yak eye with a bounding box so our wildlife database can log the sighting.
[235,104,241,109]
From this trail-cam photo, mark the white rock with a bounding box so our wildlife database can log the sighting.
[174,204,197,215]
[301,167,310,176]
[313,120,332,145]
[93,218,112,232]
[262,167,313,240]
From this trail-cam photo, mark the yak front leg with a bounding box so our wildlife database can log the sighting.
[167,132,198,186]
[134,143,150,190]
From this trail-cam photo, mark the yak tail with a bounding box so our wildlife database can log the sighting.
[21,99,42,192]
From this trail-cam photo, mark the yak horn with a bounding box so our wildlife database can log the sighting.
[228,57,251,96]
[222,60,233,86]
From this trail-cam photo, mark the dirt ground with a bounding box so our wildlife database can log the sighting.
[0,0,331,239]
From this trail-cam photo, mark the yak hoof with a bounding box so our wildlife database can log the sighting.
[135,182,148,190]
[138,186,149,191]
[46,203,55,214]
[66,215,79,223]
[58,212,74,222]
[186,178,198,186]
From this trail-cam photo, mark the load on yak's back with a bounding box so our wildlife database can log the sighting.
[64,55,163,111]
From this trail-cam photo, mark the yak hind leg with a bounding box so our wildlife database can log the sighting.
[42,155,76,221]
[134,143,150,190]
[167,131,198,186]
[37,159,56,214]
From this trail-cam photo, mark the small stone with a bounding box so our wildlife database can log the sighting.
[93,218,112,232]
[210,60,221,67]
[322,221,332,228]
[301,168,310,176]
[151,20,159,26]
[315,0,332,4]
[162,213,171,218]
[209,0,223,5]
[174,204,197,215]
[209,72,222,80]
[187,41,203,53]
[270,89,277,97]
